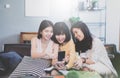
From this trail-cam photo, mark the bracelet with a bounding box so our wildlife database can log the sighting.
[82,58,86,63]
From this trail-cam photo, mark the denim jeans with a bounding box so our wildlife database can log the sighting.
[0,51,22,70]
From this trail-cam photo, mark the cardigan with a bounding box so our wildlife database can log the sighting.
[59,39,76,69]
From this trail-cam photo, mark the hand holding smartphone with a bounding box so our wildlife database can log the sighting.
[55,62,66,70]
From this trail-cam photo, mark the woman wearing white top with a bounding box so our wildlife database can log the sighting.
[31,20,59,65]
[71,21,118,78]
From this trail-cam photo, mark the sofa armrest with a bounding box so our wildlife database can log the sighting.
[108,54,115,59]
[104,44,117,59]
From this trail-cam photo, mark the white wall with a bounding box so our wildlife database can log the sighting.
[106,0,120,51]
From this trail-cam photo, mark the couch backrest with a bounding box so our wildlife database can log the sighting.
[4,44,31,57]
[4,43,117,58]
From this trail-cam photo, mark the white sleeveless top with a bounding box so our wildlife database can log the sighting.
[36,39,54,58]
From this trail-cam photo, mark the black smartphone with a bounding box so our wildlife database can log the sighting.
[58,51,65,61]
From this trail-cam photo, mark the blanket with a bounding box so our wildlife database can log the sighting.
[66,70,102,78]
[9,56,51,78]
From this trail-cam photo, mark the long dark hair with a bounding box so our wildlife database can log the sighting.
[71,21,93,53]
[37,20,54,39]
[52,22,71,45]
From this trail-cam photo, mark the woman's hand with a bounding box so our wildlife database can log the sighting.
[54,62,66,70]
[63,55,69,63]
[73,57,83,70]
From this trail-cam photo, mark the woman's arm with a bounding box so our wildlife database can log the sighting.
[81,58,95,64]
[51,43,59,65]
[73,38,102,69]
[66,39,76,69]
[84,38,107,65]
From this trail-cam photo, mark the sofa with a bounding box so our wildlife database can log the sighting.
[0,43,120,78]
[104,44,120,78]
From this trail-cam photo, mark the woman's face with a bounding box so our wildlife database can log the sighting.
[55,34,66,44]
[72,28,84,41]
[41,26,53,40]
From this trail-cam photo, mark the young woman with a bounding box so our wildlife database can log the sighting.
[51,22,76,75]
[31,20,59,65]
[8,20,59,77]
[71,21,118,78]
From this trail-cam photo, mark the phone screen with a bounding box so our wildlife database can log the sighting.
[58,51,65,61]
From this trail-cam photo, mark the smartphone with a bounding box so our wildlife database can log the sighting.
[58,51,65,61]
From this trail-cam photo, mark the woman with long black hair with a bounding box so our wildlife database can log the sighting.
[71,21,118,78]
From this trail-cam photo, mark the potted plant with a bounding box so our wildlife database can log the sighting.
[69,17,80,25]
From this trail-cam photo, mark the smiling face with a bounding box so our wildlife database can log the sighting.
[55,34,66,44]
[41,26,53,40]
[72,28,84,41]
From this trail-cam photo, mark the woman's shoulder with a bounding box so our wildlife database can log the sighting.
[92,37,104,46]
[31,37,39,42]
[68,39,75,44]
[64,39,75,47]
[93,37,102,43]
[51,40,59,46]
